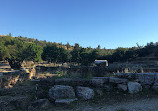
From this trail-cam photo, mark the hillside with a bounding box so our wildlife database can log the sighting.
[0,34,158,68]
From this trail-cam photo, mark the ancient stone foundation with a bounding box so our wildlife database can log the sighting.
[46,73,158,104]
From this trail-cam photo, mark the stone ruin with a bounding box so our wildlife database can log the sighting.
[29,72,158,107]
[1,72,158,110]
[0,68,36,88]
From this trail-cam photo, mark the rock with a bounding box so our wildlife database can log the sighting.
[72,78,91,86]
[0,96,16,111]
[0,96,29,111]
[31,78,55,86]
[91,77,109,87]
[153,73,158,85]
[91,79,104,88]
[136,73,156,85]
[0,73,3,76]
[128,82,142,94]
[104,84,113,91]
[117,84,127,91]
[55,98,78,105]
[116,73,135,79]
[82,107,94,111]
[109,77,128,84]
[76,86,94,100]
[92,77,109,83]
[152,74,158,92]
[152,85,158,91]
[55,78,91,86]
[55,78,72,85]
[142,85,151,90]
[95,89,104,96]
[49,85,75,100]
[28,99,51,110]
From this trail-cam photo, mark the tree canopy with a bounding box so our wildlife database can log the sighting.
[1,34,158,68]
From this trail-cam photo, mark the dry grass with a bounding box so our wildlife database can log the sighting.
[37,73,57,79]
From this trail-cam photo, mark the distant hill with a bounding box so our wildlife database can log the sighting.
[0,35,7,37]
[2,34,157,64]
[0,35,74,51]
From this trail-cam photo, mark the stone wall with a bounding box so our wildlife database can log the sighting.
[35,65,107,77]
[0,70,30,88]
[45,73,158,105]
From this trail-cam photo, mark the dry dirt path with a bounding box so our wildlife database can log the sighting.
[49,97,158,111]
[98,98,158,111]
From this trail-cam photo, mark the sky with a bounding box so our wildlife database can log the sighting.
[0,0,158,49]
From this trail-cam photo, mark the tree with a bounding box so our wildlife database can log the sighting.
[97,45,101,50]
[25,43,43,62]
[42,44,59,63]
[6,40,27,69]
[4,38,43,69]
[66,42,70,50]
[71,43,81,63]
[80,49,98,66]
[58,47,69,62]
[111,47,128,62]
[9,33,12,37]
[0,42,9,61]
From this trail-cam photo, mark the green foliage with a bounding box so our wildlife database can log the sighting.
[113,47,128,61]
[0,43,9,61]
[0,35,43,69]
[25,43,43,62]
[1,34,158,67]
[80,48,98,65]
[42,44,60,62]
[71,44,81,63]
[58,47,69,62]
[103,42,158,63]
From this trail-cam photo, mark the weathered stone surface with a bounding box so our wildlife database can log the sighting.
[72,79,91,86]
[55,98,77,105]
[151,75,158,92]
[91,79,104,87]
[55,78,72,85]
[28,99,51,110]
[55,78,91,86]
[153,73,158,85]
[152,85,158,91]
[76,86,94,100]
[0,73,3,76]
[116,73,135,79]
[136,73,156,85]
[82,107,94,111]
[49,85,75,100]
[104,84,112,91]
[95,89,104,96]
[92,77,109,83]
[117,84,127,91]
[91,77,109,87]
[0,96,29,111]
[109,77,128,84]
[31,78,55,86]
[128,82,142,94]
[142,85,151,90]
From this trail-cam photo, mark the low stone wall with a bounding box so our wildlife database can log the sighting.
[35,65,107,76]
[44,73,158,105]
[54,73,158,92]
[0,70,30,88]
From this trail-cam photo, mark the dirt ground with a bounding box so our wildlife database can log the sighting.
[103,98,158,111]
[45,88,158,111]
[47,97,158,111]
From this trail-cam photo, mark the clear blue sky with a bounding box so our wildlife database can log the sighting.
[0,0,158,49]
